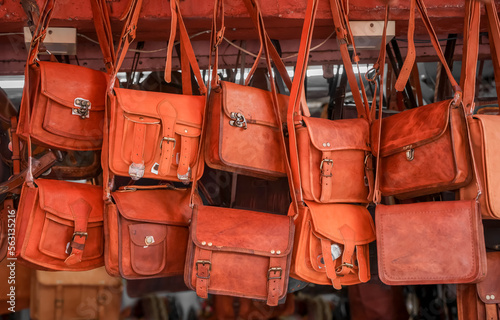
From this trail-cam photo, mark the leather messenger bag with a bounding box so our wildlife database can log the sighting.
[30,267,122,320]
[17,0,109,151]
[107,0,206,183]
[15,179,104,271]
[370,0,471,199]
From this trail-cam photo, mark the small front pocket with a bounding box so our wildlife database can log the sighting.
[121,114,161,168]
[129,223,167,275]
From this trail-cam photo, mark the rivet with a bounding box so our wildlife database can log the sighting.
[184,129,188,133]
[492,295,496,299]
[270,250,275,254]
[139,117,144,120]
[208,242,212,246]
[322,143,327,147]
[326,142,331,147]
[486,295,491,300]
[276,250,281,255]
[201,241,206,246]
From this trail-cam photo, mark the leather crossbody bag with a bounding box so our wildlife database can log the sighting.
[15,179,104,271]
[460,0,500,219]
[107,0,206,183]
[17,0,109,151]
[30,267,122,320]
[286,0,375,289]
[373,2,486,285]
[371,0,471,199]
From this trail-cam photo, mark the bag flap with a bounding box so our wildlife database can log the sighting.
[39,61,107,111]
[304,200,375,245]
[475,115,500,216]
[191,205,294,257]
[114,87,204,131]
[112,188,196,226]
[302,117,370,152]
[220,81,288,129]
[36,267,122,286]
[128,223,167,246]
[36,179,103,223]
[477,252,500,304]
[371,100,451,157]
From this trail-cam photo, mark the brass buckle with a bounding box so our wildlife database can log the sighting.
[160,137,176,149]
[196,260,212,279]
[71,232,88,241]
[267,267,282,280]
[336,263,354,273]
[320,159,333,171]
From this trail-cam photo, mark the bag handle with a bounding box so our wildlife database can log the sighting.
[394,0,462,106]
[485,1,500,114]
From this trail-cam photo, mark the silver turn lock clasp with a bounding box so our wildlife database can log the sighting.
[144,236,155,248]
[229,112,248,129]
[404,145,414,161]
[73,98,91,119]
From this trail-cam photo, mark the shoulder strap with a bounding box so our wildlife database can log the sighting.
[90,0,116,74]
[485,0,500,113]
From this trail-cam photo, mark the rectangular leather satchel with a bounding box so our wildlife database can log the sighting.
[376,200,487,285]
[185,205,294,306]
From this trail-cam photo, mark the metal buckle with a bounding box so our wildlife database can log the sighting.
[229,112,248,129]
[71,232,88,241]
[336,262,354,273]
[267,267,282,280]
[195,260,212,271]
[320,159,333,170]
[160,137,176,149]
[73,98,91,119]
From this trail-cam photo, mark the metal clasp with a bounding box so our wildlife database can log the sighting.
[229,112,248,129]
[320,159,334,171]
[196,260,212,279]
[267,267,283,280]
[144,236,155,247]
[71,232,88,241]
[336,262,354,272]
[404,145,414,161]
[73,98,91,119]
[160,137,176,149]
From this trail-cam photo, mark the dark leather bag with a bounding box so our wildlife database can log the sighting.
[457,252,500,320]
[371,0,471,199]
[17,0,108,151]
[30,267,122,320]
[15,179,104,271]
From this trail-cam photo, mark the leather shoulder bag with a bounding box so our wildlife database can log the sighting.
[370,0,471,199]
[373,1,486,285]
[107,0,206,183]
[286,0,375,289]
[17,0,109,151]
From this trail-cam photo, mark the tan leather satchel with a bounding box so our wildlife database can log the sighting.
[460,0,500,219]
[15,179,104,271]
[30,267,122,320]
[371,0,471,199]
[107,0,206,182]
[17,0,108,151]
[457,252,500,320]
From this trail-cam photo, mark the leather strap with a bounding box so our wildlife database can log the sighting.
[64,198,92,265]
[195,249,212,299]
[55,284,63,320]
[267,257,285,306]
[320,238,340,289]
[157,101,177,177]
[90,0,115,74]
[10,117,20,175]
[460,0,480,115]
[320,151,333,203]
[486,304,499,320]
[485,1,500,114]
[356,245,369,283]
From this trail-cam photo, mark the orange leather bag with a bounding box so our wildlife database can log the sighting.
[30,267,122,320]
[17,0,108,151]
[15,179,104,271]
[371,0,471,199]
[286,0,375,289]
[457,252,500,320]
[460,1,500,219]
[204,0,294,179]
[107,0,206,182]
[373,1,486,285]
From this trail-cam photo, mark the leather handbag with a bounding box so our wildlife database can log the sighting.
[371,0,471,199]
[288,0,373,205]
[457,252,500,320]
[110,186,201,279]
[30,267,122,320]
[204,0,297,179]
[107,0,206,182]
[17,0,108,151]
[15,179,104,271]
[460,0,500,219]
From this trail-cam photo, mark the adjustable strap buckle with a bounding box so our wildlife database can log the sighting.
[71,231,88,242]
[196,260,212,279]
[320,158,334,177]
[335,262,354,273]
[160,137,176,149]
[267,267,282,280]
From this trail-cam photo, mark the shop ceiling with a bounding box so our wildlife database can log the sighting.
[0,0,496,75]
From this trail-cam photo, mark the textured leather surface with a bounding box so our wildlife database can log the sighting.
[477,252,500,304]
[460,115,500,219]
[30,267,122,320]
[290,202,374,287]
[376,200,487,285]
[297,117,372,203]
[211,294,295,320]
[112,188,199,279]
[17,61,107,151]
[15,180,104,271]
[185,205,294,306]
[372,100,471,198]
[109,87,205,182]
[205,81,288,178]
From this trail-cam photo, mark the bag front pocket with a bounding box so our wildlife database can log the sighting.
[129,223,167,276]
